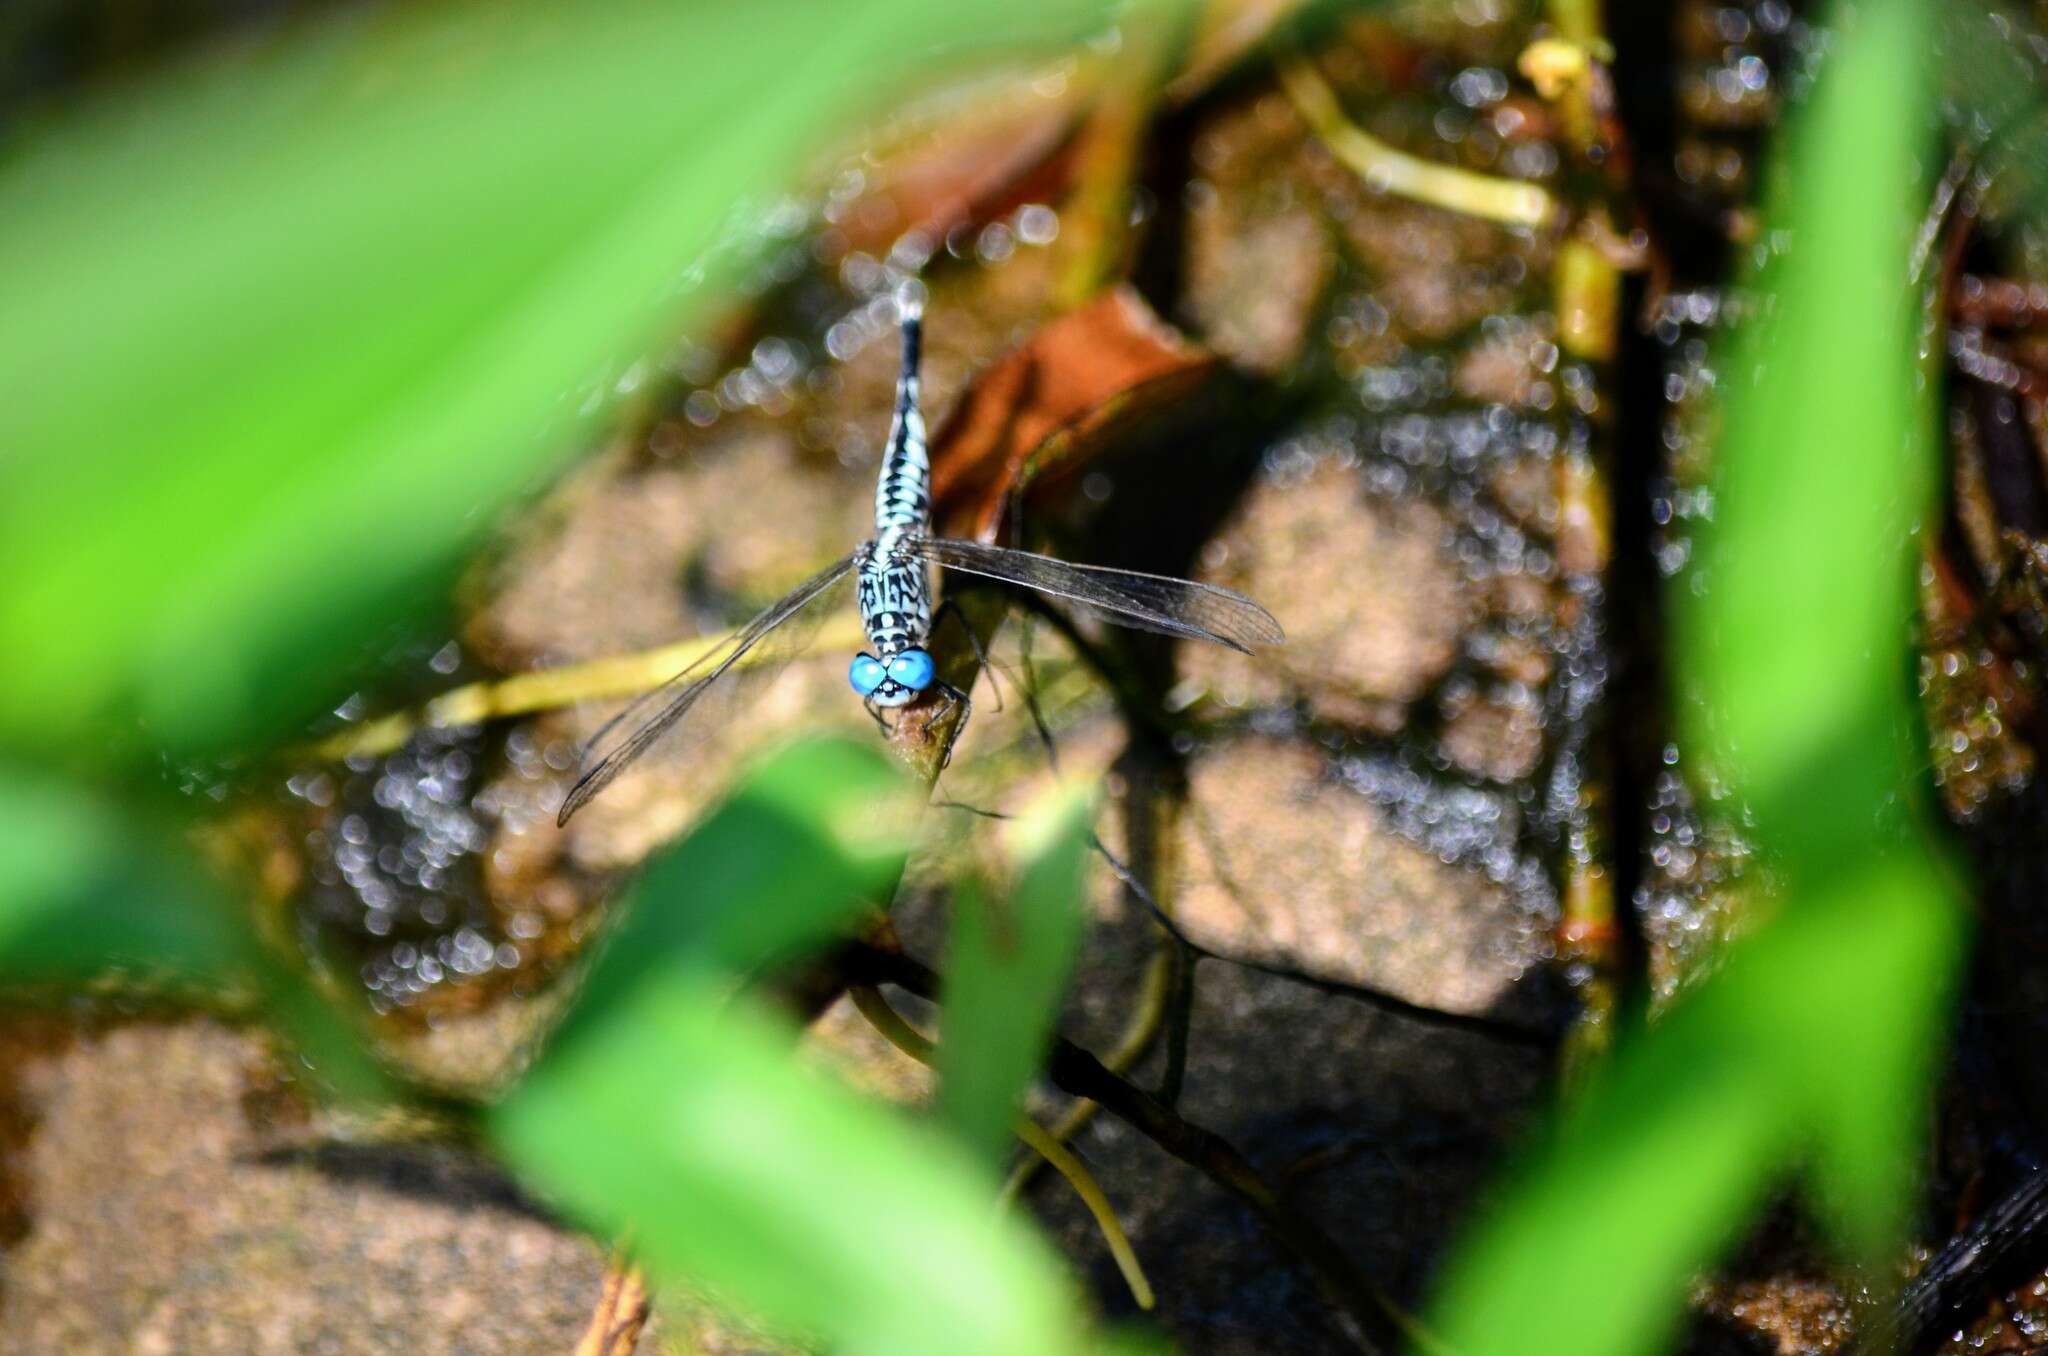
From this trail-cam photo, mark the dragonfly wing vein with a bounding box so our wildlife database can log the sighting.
[556,553,857,826]
[909,537,1282,654]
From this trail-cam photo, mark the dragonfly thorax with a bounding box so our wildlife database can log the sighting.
[852,537,934,707]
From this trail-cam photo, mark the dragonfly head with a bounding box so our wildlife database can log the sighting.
[850,647,934,708]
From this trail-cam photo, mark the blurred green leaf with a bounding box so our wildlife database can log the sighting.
[1092,1328,1180,1356]
[0,0,1132,759]
[617,736,915,972]
[495,977,1078,1356]
[495,741,1080,1355]
[937,783,1094,1166]
[1430,861,1959,1356]
[0,767,385,1099]
[1939,1,2048,230]
[1724,857,1959,1252]
[554,737,914,1053]
[0,769,255,985]
[1677,0,1935,857]
[1428,2,1965,1354]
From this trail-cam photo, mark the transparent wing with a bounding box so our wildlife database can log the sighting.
[909,536,1283,654]
[556,554,857,826]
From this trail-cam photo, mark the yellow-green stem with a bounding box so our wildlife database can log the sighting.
[309,613,867,761]
[846,984,1156,1310]
[1276,52,1557,228]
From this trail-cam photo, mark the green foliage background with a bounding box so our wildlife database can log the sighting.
[1432,3,1963,1353]
[0,0,1969,1352]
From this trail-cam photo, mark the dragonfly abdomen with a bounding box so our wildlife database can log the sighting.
[873,294,930,533]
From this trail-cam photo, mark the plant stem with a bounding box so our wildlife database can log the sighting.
[309,613,866,760]
[845,942,1428,1356]
[845,983,1156,1311]
[1276,52,1557,228]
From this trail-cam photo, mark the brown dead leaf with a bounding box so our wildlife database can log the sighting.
[928,286,1217,537]
[573,1259,650,1356]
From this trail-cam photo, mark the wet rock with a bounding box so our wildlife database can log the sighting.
[1440,685,1546,783]
[1191,455,1470,732]
[1182,94,1334,375]
[1025,943,1553,1354]
[1694,1272,1854,1356]
[0,1020,617,1356]
[1320,187,1552,347]
[475,425,867,671]
[1455,320,1559,409]
[1172,738,1542,1013]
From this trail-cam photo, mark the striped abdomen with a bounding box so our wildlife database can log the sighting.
[874,294,930,533]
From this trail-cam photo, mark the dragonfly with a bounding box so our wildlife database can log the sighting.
[556,287,1284,826]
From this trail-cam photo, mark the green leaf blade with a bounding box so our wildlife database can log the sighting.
[0,0,1132,758]
[1428,3,1966,1353]
[497,984,1078,1356]
[556,738,915,1051]
[937,783,1094,1167]
[0,768,385,1100]
[1676,0,1938,847]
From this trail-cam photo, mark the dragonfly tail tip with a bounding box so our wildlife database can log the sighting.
[895,279,925,322]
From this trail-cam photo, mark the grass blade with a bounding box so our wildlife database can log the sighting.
[937,783,1094,1167]
[1427,3,1964,1352]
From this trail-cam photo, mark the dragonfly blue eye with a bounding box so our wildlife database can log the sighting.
[848,654,887,696]
[885,648,935,691]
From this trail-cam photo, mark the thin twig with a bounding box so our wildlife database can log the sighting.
[1952,275,2048,329]
[1913,148,1979,288]
[1157,916,1196,1108]
[845,984,1156,1310]
[1952,327,2048,400]
[1276,51,1557,229]
[1010,1116,1157,1310]
[1003,940,1174,1199]
[845,942,1439,1356]
[573,1252,650,1356]
[1091,827,1556,1046]
[1011,591,1181,744]
[1017,618,1062,775]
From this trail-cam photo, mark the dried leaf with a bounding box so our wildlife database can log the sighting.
[929,287,1216,536]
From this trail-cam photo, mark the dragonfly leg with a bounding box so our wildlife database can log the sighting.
[933,680,972,769]
[1014,616,1061,775]
[929,596,1004,713]
[861,694,893,736]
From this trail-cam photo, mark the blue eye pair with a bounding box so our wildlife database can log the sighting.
[849,648,935,696]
